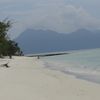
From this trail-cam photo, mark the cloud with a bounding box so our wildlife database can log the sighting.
[0,0,100,38]
[24,3,100,33]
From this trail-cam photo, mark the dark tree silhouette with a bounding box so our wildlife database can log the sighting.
[0,19,23,58]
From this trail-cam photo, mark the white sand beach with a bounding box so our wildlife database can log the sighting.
[0,56,100,100]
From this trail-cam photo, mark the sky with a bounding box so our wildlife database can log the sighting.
[0,0,100,38]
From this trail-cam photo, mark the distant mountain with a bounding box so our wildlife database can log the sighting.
[15,29,100,54]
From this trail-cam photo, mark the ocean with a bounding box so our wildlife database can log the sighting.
[41,48,100,84]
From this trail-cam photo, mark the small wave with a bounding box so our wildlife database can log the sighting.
[43,60,100,84]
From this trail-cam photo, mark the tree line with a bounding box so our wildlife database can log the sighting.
[0,19,23,58]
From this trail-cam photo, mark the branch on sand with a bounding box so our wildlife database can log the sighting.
[0,62,10,68]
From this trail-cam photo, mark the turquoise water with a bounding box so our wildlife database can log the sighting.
[42,48,100,84]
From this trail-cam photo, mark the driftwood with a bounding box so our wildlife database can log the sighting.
[0,63,10,68]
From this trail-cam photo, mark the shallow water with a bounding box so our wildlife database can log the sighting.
[42,48,100,84]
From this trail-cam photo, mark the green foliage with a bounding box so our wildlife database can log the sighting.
[0,19,23,58]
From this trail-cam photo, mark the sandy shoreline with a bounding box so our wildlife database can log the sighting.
[0,56,100,100]
[42,59,100,84]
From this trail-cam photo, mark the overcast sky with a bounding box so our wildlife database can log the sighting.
[0,0,100,38]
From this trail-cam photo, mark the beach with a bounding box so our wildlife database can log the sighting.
[0,56,100,100]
